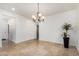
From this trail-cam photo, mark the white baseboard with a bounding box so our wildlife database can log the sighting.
[11,38,33,44]
[76,47,79,52]
[39,39,76,47]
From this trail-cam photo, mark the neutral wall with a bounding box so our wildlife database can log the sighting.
[39,9,77,46]
[14,15,36,43]
[0,9,36,44]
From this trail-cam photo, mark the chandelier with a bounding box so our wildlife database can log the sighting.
[32,3,45,40]
[32,3,45,23]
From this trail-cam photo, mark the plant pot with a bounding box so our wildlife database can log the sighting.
[63,37,69,48]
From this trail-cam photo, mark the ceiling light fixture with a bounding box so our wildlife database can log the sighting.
[12,8,15,11]
[32,3,45,23]
[32,3,45,40]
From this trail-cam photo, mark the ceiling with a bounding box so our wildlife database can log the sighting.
[0,3,77,19]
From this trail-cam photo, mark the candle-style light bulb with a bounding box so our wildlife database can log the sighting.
[32,15,36,20]
[42,16,45,19]
[38,13,42,17]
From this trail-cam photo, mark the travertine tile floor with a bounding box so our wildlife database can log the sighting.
[0,39,79,56]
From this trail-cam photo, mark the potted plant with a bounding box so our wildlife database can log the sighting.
[62,23,72,48]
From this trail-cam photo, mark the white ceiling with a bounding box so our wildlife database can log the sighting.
[0,3,77,19]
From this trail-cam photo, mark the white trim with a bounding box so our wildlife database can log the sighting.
[40,39,76,47]
[11,38,33,44]
[76,47,79,52]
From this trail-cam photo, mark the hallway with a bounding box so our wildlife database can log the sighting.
[0,39,79,56]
